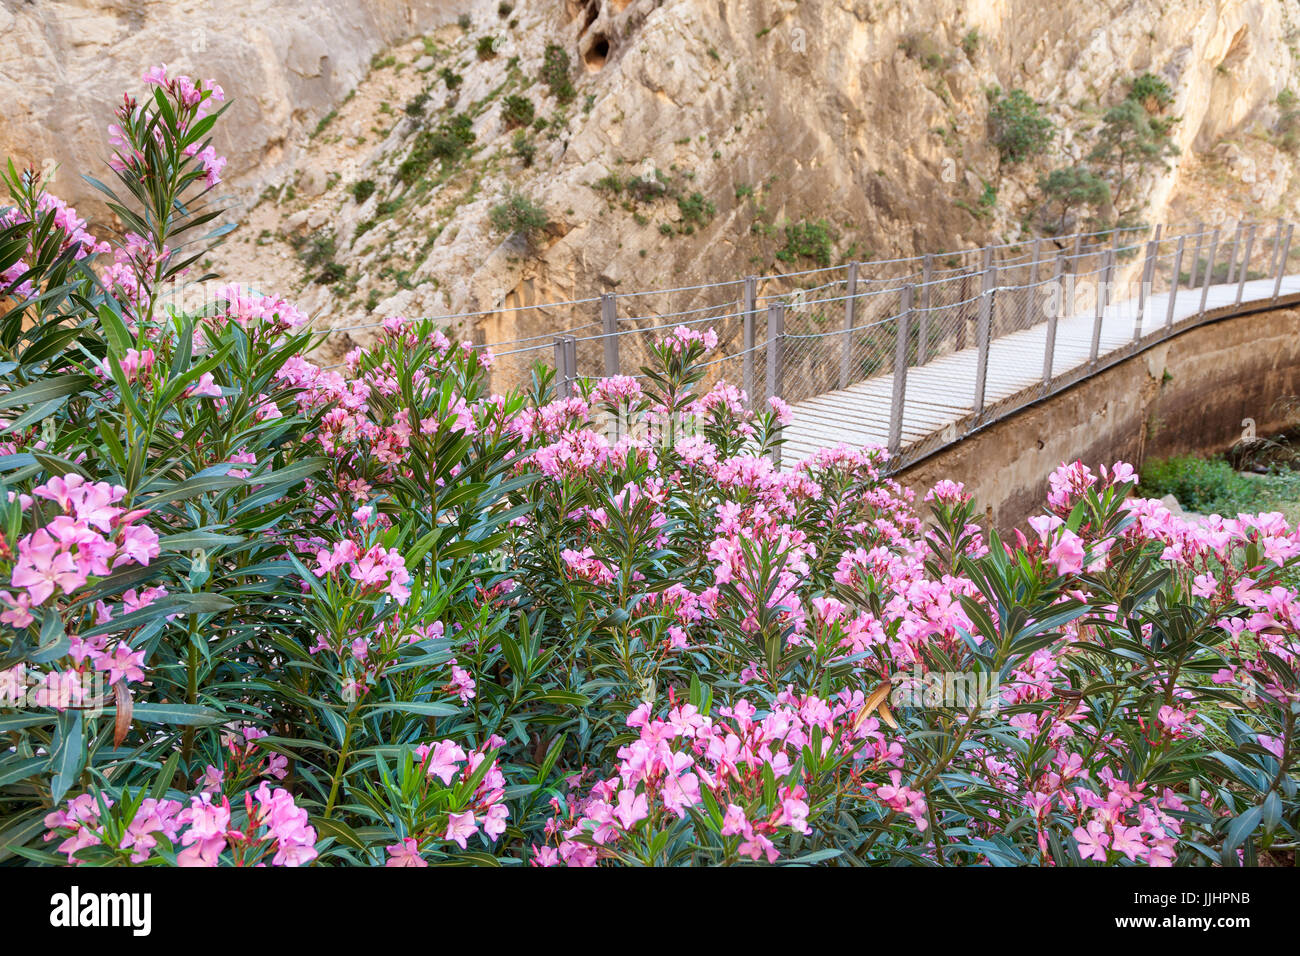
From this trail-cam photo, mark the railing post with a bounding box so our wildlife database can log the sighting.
[553,335,575,397]
[1026,238,1042,332]
[1235,223,1256,305]
[1165,235,1184,329]
[1188,221,1204,289]
[888,284,913,455]
[839,262,857,389]
[600,292,618,378]
[1135,240,1156,341]
[742,276,757,406]
[1199,228,1220,314]
[1091,248,1113,365]
[1042,254,1062,387]
[765,302,785,466]
[972,247,994,421]
[956,268,970,351]
[1268,218,1285,279]
[553,336,566,396]
[765,302,784,406]
[917,253,934,364]
[989,248,1000,335]
[1274,224,1293,301]
[1225,222,1243,286]
[1064,245,1076,324]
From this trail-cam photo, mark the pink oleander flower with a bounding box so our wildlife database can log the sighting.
[419,740,467,785]
[386,837,428,867]
[659,325,718,353]
[925,479,968,504]
[194,145,226,187]
[448,660,476,703]
[767,396,793,426]
[445,811,478,849]
[1074,820,1110,862]
[186,372,222,398]
[1048,529,1086,575]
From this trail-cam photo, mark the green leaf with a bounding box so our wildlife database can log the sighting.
[783,848,845,865]
[0,755,49,788]
[159,530,245,552]
[83,591,234,637]
[1224,805,1262,856]
[0,713,55,733]
[97,301,134,354]
[536,690,590,708]
[127,703,227,726]
[49,710,85,803]
[365,701,461,718]
[0,808,50,863]
[0,373,94,411]
[313,816,368,853]
[139,472,246,510]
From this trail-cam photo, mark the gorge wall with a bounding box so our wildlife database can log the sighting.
[3,0,1300,361]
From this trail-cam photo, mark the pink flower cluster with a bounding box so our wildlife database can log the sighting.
[1,192,109,299]
[384,740,510,865]
[313,538,411,605]
[539,690,913,866]
[44,782,317,866]
[1070,778,1186,866]
[212,284,309,334]
[5,475,157,611]
[117,65,227,187]
[659,326,718,354]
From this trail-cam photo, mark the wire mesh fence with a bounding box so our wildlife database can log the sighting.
[318,221,1299,469]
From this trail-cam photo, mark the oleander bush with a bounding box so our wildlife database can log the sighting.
[0,69,1297,867]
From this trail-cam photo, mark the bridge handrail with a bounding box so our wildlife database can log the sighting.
[315,220,1297,475]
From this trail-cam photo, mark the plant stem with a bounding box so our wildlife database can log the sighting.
[323,708,359,819]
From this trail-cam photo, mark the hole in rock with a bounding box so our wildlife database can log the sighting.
[584,34,610,71]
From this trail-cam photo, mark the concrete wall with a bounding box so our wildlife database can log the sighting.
[896,306,1300,530]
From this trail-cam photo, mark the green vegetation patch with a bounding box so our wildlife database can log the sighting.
[398,114,476,185]
[776,219,837,268]
[988,88,1054,165]
[502,94,535,129]
[1139,456,1300,516]
[541,43,576,103]
[490,192,551,241]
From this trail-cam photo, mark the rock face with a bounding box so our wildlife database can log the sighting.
[0,0,456,217]
[4,0,1300,361]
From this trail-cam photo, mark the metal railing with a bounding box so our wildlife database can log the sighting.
[321,219,1300,471]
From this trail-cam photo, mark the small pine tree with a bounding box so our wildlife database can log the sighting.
[1087,97,1179,219]
[988,88,1054,165]
[1037,167,1111,234]
[1128,72,1175,114]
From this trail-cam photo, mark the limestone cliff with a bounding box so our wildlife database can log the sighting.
[0,0,453,215]
[4,0,1299,360]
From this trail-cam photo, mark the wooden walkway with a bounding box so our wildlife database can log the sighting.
[782,275,1300,466]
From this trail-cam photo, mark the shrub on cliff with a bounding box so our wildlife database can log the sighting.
[541,43,576,104]
[988,87,1055,165]
[489,191,550,243]
[502,94,535,130]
